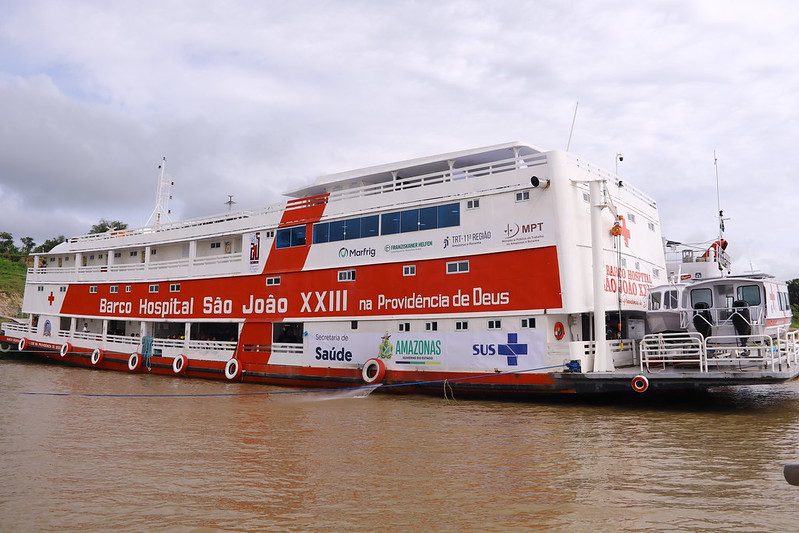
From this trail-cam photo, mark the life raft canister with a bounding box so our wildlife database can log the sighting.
[59,343,72,357]
[362,358,386,384]
[128,353,142,371]
[631,375,649,393]
[172,354,188,374]
[553,322,565,341]
[91,348,103,365]
[224,358,242,380]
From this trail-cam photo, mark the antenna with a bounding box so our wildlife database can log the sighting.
[225,195,236,212]
[566,101,579,151]
[714,150,727,240]
[146,157,173,228]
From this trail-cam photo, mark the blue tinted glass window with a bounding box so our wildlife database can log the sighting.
[345,218,361,240]
[400,209,419,233]
[276,228,292,249]
[313,223,329,244]
[438,203,460,228]
[291,225,306,246]
[329,220,346,242]
[419,207,437,230]
[382,212,400,235]
[361,215,379,238]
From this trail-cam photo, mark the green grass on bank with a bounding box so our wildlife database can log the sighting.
[0,256,27,296]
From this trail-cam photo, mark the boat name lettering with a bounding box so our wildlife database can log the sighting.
[376,288,509,310]
[315,346,353,361]
[395,339,441,356]
[99,298,132,314]
[300,290,349,313]
[202,296,232,315]
[605,265,653,283]
[138,297,195,318]
[242,294,288,314]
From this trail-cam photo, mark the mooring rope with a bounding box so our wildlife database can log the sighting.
[6,364,567,398]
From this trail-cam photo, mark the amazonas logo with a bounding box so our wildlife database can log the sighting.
[339,247,376,259]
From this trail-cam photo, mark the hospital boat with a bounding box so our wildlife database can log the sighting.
[2,142,798,395]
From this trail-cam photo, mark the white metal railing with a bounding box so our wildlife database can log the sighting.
[639,331,799,373]
[680,306,765,331]
[271,342,304,354]
[1,322,31,335]
[640,332,707,372]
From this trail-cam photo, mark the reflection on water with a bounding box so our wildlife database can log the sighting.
[3,357,799,532]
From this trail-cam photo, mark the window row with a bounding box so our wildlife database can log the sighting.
[276,203,461,249]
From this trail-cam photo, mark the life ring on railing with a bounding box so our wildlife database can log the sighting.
[224,358,242,380]
[91,348,103,365]
[631,375,649,393]
[0,341,11,352]
[362,358,386,384]
[128,353,142,371]
[172,354,188,374]
[18,338,28,351]
[60,342,72,357]
[554,322,565,341]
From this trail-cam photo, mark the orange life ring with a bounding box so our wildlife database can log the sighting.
[362,358,386,384]
[128,353,142,371]
[172,354,188,374]
[224,358,242,380]
[18,338,28,351]
[631,375,649,393]
[91,348,103,365]
[60,343,72,357]
[554,322,565,341]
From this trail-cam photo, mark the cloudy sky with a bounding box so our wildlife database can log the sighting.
[1,0,797,279]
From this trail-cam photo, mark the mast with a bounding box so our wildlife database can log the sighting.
[146,157,173,228]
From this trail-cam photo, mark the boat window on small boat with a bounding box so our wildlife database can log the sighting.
[690,288,713,308]
[274,322,303,343]
[736,285,761,307]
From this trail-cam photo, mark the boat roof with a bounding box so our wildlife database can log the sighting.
[284,141,544,198]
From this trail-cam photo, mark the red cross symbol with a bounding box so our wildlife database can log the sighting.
[47,291,55,306]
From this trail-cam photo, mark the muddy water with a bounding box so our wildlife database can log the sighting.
[3,358,799,532]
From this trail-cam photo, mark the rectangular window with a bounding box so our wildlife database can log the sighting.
[361,215,379,238]
[400,209,419,233]
[425,321,438,331]
[455,321,468,331]
[130,251,138,257]
[89,255,95,260]
[110,286,119,294]
[467,199,480,209]
[59,286,67,293]
[399,322,410,332]
[149,284,159,293]
[648,222,655,231]
[521,317,536,328]
[446,260,469,274]
[488,319,501,330]
[344,218,361,240]
[114,252,122,258]
[515,191,530,202]
[329,219,347,241]
[403,265,416,276]
[150,249,157,255]
[169,283,181,293]
[211,242,221,249]
[665,290,678,309]
[628,213,637,223]
[736,285,762,306]
[653,268,660,279]
[276,226,307,248]
[338,270,356,282]
[690,288,712,308]
[649,292,662,311]
[125,285,132,293]
[438,203,460,228]
[351,321,358,330]
[266,276,281,286]
[418,206,437,231]
[37,286,44,292]
[89,286,98,294]
[264,230,275,238]
[381,212,401,235]
[313,222,330,244]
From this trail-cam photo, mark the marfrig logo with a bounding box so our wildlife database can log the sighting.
[339,247,376,259]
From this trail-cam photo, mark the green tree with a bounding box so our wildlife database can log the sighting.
[32,235,65,254]
[0,232,18,255]
[90,219,127,234]
[789,279,799,307]
[20,236,35,255]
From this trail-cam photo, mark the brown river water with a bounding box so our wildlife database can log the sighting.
[3,356,799,532]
